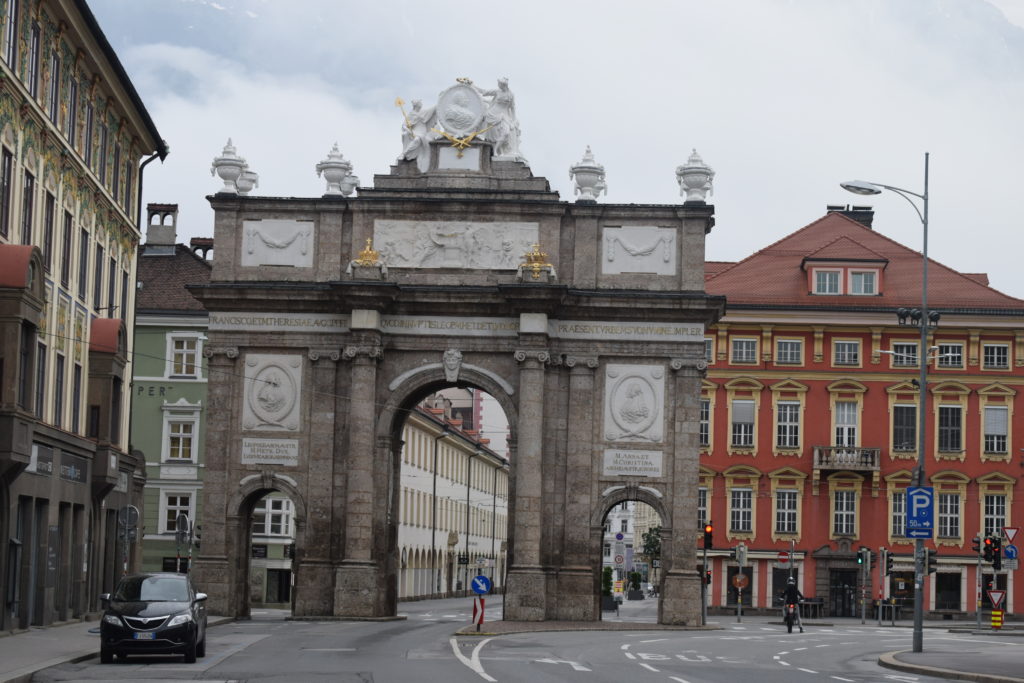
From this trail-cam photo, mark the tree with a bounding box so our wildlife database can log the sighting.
[641,525,662,560]
[602,566,614,596]
[628,571,642,592]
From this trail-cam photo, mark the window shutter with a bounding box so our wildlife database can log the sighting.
[733,400,754,423]
[985,406,1008,436]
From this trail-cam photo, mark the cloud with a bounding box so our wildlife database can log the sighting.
[99,0,1024,296]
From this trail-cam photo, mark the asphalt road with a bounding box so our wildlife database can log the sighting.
[30,597,988,683]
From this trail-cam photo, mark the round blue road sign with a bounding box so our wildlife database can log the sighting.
[471,575,492,594]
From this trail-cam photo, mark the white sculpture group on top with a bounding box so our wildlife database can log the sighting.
[399,77,525,171]
[210,77,716,203]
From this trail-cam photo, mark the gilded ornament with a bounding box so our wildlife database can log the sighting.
[520,243,553,280]
[353,238,381,267]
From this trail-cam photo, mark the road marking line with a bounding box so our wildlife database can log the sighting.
[794,647,807,651]
[777,651,789,656]
[639,663,660,672]
[639,638,668,643]
[778,661,790,666]
[831,677,855,682]
[798,668,817,674]
[815,644,830,648]
[669,677,692,683]
[449,637,495,682]
[621,644,631,650]
[624,652,636,659]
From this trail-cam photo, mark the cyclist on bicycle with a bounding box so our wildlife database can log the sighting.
[783,577,805,633]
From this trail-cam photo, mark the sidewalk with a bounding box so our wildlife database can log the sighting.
[0,615,232,683]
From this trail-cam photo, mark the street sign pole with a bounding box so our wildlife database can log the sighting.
[701,545,708,626]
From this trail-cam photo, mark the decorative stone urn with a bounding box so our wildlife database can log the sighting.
[316,143,358,197]
[210,138,247,194]
[675,148,714,203]
[236,168,259,196]
[569,146,607,202]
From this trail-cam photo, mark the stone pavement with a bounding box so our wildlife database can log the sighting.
[0,615,233,683]
[1,603,1021,683]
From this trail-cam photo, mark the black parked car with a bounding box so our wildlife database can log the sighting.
[99,572,208,663]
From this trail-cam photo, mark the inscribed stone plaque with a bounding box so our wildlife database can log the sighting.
[602,226,677,275]
[437,146,481,170]
[242,354,303,431]
[603,449,663,477]
[241,219,314,268]
[380,315,519,337]
[241,438,300,466]
[551,320,704,342]
[209,311,349,334]
[373,220,538,269]
[603,364,665,443]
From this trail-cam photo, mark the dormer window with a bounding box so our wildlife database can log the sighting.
[850,271,876,295]
[815,270,840,294]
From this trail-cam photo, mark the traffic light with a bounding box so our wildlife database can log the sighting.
[705,570,712,585]
[926,548,938,574]
[992,537,1002,571]
[704,523,713,550]
[983,536,994,562]
[857,547,865,564]
[885,550,894,576]
[972,536,982,555]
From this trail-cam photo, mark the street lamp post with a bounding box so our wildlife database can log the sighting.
[431,428,448,596]
[842,152,930,653]
[465,449,481,596]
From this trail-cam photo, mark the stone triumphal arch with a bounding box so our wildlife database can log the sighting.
[191,79,724,624]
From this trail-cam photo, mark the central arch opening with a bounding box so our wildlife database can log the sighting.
[393,386,512,605]
[600,499,663,622]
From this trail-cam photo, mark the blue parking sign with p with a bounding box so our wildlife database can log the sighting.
[905,486,934,538]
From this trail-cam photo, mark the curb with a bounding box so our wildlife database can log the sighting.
[879,650,1024,683]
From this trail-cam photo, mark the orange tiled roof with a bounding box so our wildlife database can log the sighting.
[706,212,1024,310]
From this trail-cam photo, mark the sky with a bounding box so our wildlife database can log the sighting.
[89,0,1024,301]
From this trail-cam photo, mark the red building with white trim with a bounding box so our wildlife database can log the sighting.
[700,206,1023,619]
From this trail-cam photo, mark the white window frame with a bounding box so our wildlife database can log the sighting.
[891,491,906,537]
[166,332,205,379]
[160,399,202,463]
[893,404,916,452]
[160,490,195,533]
[936,343,963,368]
[938,405,962,453]
[731,338,757,364]
[983,494,1006,537]
[704,338,714,362]
[814,269,841,294]
[776,401,800,449]
[984,406,1009,454]
[730,488,753,533]
[699,398,710,447]
[834,340,860,366]
[698,487,708,528]
[833,490,856,536]
[849,270,877,295]
[731,399,755,447]
[937,492,960,538]
[892,342,918,367]
[775,489,798,534]
[983,343,1009,370]
[835,400,858,447]
[776,339,803,365]
[253,497,294,537]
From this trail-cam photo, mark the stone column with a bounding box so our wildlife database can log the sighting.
[293,348,339,617]
[505,348,549,621]
[334,341,383,617]
[659,357,705,625]
[555,355,599,620]
[192,346,238,617]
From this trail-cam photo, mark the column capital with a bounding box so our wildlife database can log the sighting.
[514,349,550,364]
[203,346,238,359]
[670,358,708,376]
[565,355,599,370]
[308,348,342,362]
[342,344,383,361]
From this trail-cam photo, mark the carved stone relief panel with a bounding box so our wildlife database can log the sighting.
[373,220,538,269]
[603,364,665,443]
[242,354,303,431]
[601,226,676,275]
[241,219,314,268]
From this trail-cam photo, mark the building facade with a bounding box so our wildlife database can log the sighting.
[0,0,166,631]
[133,204,210,576]
[700,206,1024,618]
[397,390,508,599]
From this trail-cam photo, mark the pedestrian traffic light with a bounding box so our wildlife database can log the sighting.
[705,569,712,585]
[926,548,938,574]
[703,523,713,550]
[885,550,894,576]
[992,537,1002,571]
[857,547,865,564]
[972,536,982,555]
[983,536,994,562]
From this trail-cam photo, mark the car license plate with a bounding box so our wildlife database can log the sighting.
[133,631,156,640]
